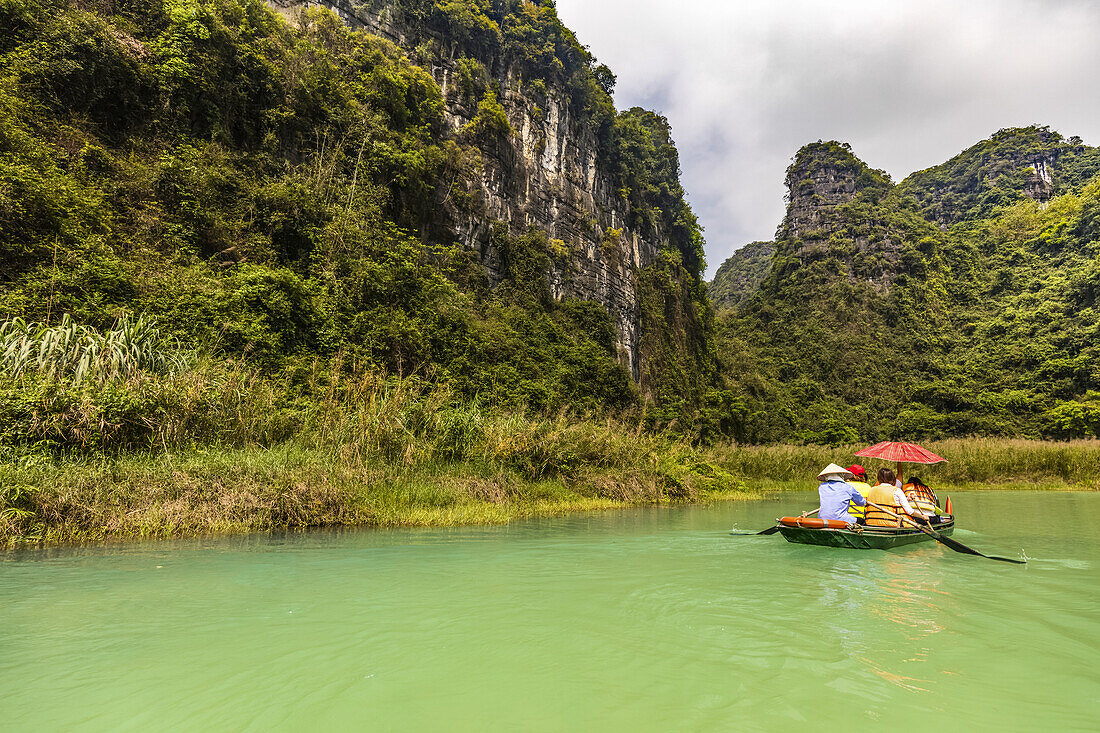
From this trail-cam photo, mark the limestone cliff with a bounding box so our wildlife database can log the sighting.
[268,0,686,380]
[715,126,1100,443]
[768,141,932,291]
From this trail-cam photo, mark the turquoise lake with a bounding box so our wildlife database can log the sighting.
[2,491,1097,731]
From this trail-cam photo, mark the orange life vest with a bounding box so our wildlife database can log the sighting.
[865,483,904,527]
[902,482,939,517]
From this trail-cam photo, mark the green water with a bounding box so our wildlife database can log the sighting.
[2,492,1097,731]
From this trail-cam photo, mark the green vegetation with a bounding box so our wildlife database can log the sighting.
[612,108,706,274]
[711,439,1100,492]
[0,0,723,544]
[901,126,1100,225]
[0,314,184,384]
[0,351,745,543]
[707,241,775,310]
[713,129,1100,444]
[0,0,707,417]
[3,0,1098,546]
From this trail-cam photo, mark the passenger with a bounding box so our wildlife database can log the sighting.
[817,463,866,523]
[865,468,932,527]
[846,464,872,523]
[902,476,941,523]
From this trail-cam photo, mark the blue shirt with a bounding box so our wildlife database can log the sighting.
[818,480,866,522]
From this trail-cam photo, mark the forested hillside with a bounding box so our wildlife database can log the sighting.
[712,127,1100,443]
[0,0,718,454]
[4,0,1098,460]
[706,240,773,311]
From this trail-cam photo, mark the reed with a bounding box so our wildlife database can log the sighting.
[911,438,1100,486]
[0,344,752,544]
[0,314,185,385]
[6,430,1094,545]
[710,438,1100,490]
[0,442,749,544]
[4,316,1094,545]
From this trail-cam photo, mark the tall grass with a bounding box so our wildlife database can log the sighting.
[0,352,747,544]
[0,314,185,385]
[710,438,1100,489]
[5,318,1095,546]
[911,438,1100,486]
[0,438,745,544]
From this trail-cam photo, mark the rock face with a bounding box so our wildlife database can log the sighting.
[771,141,910,288]
[1023,157,1054,202]
[783,150,859,237]
[755,129,1100,302]
[268,0,668,378]
[778,141,891,242]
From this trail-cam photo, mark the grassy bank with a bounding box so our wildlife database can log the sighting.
[5,436,1098,546]
[0,428,751,546]
[710,438,1100,492]
[2,321,1096,545]
[0,323,751,545]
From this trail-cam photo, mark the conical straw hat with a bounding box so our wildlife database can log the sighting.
[817,463,854,481]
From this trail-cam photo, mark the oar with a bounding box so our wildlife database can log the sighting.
[865,501,1025,564]
[731,508,819,535]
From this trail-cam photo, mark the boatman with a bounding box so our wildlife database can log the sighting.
[816,463,866,523]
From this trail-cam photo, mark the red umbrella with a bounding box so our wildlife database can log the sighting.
[854,441,945,484]
[854,441,946,464]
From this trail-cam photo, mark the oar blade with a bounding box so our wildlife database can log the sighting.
[936,530,1026,564]
[864,499,1026,564]
[936,534,984,556]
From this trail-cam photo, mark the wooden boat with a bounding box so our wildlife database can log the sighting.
[776,515,955,550]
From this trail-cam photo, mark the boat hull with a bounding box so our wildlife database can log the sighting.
[778,519,955,550]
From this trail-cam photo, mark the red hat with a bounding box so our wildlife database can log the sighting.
[847,464,866,479]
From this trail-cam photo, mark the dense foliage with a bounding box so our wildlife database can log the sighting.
[707,241,775,310]
[0,0,713,456]
[712,129,1100,443]
[901,126,1100,225]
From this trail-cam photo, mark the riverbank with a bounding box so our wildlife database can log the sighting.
[1,359,752,544]
[4,437,1098,546]
[0,443,752,545]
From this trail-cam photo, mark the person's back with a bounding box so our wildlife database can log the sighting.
[816,463,865,522]
[865,481,902,527]
[902,477,939,517]
[865,467,929,526]
[845,465,871,520]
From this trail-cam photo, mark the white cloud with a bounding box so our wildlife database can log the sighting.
[555,0,1100,276]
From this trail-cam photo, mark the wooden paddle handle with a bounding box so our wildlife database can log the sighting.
[800,507,821,517]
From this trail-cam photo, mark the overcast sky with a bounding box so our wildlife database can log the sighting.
[554,0,1100,277]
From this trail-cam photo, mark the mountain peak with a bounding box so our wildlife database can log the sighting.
[778,141,891,242]
[900,125,1100,225]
